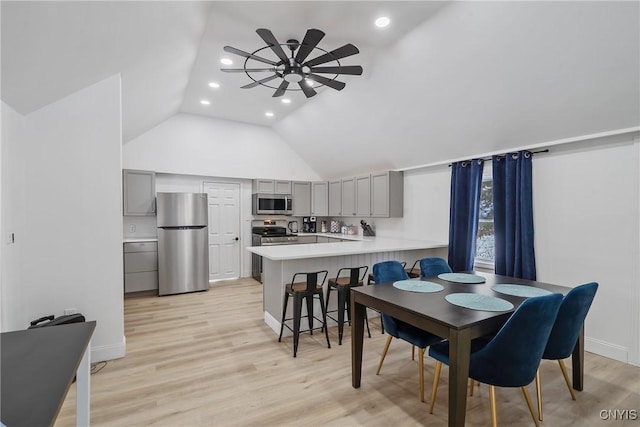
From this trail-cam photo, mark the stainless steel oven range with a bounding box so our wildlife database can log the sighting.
[251,226,298,282]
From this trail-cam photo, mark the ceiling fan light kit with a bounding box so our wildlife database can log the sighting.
[221,28,363,98]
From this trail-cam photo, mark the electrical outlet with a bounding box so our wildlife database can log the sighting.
[128,224,136,233]
[64,308,77,315]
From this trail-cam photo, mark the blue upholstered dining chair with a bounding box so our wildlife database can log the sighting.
[535,282,598,421]
[419,257,453,278]
[372,260,444,402]
[428,293,563,427]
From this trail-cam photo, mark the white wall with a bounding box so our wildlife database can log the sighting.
[374,132,640,365]
[533,134,640,365]
[1,76,124,362]
[123,113,322,181]
[1,102,27,331]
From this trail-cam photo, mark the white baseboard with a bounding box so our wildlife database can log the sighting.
[91,336,126,362]
[585,336,628,363]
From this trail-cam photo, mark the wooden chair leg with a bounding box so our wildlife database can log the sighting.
[489,385,498,427]
[376,335,393,375]
[419,348,426,402]
[429,361,442,414]
[469,379,475,396]
[412,345,415,361]
[521,385,540,427]
[558,359,577,400]
[535,368,543,421]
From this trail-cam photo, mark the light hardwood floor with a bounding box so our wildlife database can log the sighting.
[57,278,639,426]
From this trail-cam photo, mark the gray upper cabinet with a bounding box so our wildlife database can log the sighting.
[341,178,356,217]
[355,175,371,217]
[311,181,328,216]
[253,179,292,194]
[123,169,156,216]
[292,181,311,216]
[371,171,404,217]
[328,180,342,216]
[275,180,292,194]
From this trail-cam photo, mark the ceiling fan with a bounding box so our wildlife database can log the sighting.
[221,28,363,98]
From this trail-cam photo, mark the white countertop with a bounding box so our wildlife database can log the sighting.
[247,237,447,261]
[123,237,158,243]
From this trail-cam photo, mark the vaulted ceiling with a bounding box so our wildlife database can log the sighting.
[2,1,639,177]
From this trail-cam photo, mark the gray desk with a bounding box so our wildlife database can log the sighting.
[1,321,96,426]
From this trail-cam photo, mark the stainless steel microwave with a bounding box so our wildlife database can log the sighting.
[252,194,293,216]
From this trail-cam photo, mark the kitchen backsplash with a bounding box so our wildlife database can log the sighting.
[123,216,158,238]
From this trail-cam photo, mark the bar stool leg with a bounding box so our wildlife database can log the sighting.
[293,294,303,357]
[306,293,314,335]
[278,292,289,342]
[318,291,331,349]
[324,285,332,333]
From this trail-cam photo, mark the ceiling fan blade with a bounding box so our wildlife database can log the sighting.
[220,68,276,73]
[310,65,363,76]
[256,28,289,63]
[241,74,280,89]
[294,29,325,64]
[304,43,360,67]
[298,81,317,98]
[223,46,277,66]
[272,80,289,97]
[306,74,346,91]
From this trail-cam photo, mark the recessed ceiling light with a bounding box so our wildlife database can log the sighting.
[220,58,233,65]
[305,79,315,87]
[281,98,291,104]
[265,111,274,117]
[375,16,391,28]
[200,99,211,105]
[208,82,220,88]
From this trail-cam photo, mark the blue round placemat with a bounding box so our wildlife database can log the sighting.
[438,273,486,284]
[491,284,552,298]
[445,293,514,311]
[393,280,444,293]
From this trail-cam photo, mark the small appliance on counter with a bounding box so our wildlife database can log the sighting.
[330,220,341,233]
[302,216,317,233]
[287,220,298,234]
[320,220,327,233]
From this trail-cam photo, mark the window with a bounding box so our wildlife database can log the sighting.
[475,177,495,265]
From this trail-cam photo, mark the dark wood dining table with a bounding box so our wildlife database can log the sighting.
[350,272,579,427]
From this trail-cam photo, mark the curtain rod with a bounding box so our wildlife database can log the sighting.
[448,149,549,167]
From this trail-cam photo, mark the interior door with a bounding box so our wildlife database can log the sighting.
[204,182,240,281]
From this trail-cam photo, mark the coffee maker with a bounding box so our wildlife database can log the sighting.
[302,216,317,233]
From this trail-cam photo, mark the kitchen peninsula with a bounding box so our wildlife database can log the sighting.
[247,236,448,334]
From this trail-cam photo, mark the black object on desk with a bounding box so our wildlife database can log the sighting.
[1,321,96,426]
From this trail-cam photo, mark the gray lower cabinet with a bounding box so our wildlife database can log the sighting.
[297,235,317,244]
[123,169,156,216]
[124,241,158,293]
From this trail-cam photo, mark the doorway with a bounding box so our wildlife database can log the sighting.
[203,182,241,281]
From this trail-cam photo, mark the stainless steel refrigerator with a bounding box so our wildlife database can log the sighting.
[156,192,209,296]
